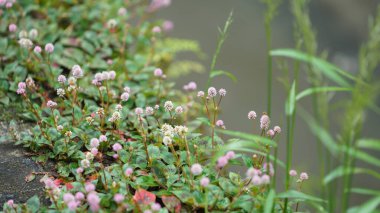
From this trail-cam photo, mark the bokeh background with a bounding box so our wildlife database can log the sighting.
[155,0,380,205]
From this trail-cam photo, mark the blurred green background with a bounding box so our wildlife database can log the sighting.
[156,0,380,205]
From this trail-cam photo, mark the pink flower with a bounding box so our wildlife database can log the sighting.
[300,172,309,180]
[248,111,256,120]
[109,71,116,79]
[90,138,99,148]
[87,192,100,212]
[63,193,75,204]
[207,87,217,97]
[154,68,163,77]
[260,114,270,130]
[218,88,226,96]
[145,106,154,115]
[76,167,83,174]
[67,201,79,211]
[57,75,66,83]
[175,106,183,114]
[251,175,262,186]
[17,88,26,95]
[200,177,210,187]
[190,163,203,176]
[135,107,144,115]
[118,7,127,16]
[44,43,54,53]
[85,183,96,192]
[225,151,235,160]
[6,200,14,208]
[263,163,274,176]
[261,174,270,185]
[152,26,161,34]
[274,126,281,134]
[99,135,107,142]
[112,143,122,152]
[33,46,42,53]
[18,82,26,89]
[8,23,16,32]
[114,193,124,203]
[125,168,133,177]
[164,101,173,111]
[197,91,204,97]
[216,120,224,127]
[246,167,261,178]
[151,203,162,211]
[148,0,171,12]
[217,156,228,168]
[162,20,174,32]
[47,100,57,108]
[75,192,85,200]
[113,154,119,159]
[289,170,297,177]
[71,65,83,78]
[5,2,12,8]
[91,148,98,155]
[267,129,275,137]
[120,92,129,101]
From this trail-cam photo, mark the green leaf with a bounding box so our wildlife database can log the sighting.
[135,175,158,187]
[343,146,380,168]
[324,166,380,184]
[277,190,325,203]
[264,189,276,213]
[210,70,237,82]
[296,87,352,101]
[26,195,40,213]
[285,81,296,116]
[216,129,277,147]
[348,196,380,213]
[351,188,380,196]
[270,49,354,87]
[357,138,380,151]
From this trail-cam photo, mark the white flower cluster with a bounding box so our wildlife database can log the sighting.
[161,124,188,145]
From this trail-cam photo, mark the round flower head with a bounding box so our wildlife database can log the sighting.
[175,106,183,114]
[47,100,57,108]
[261,174,270,185]
[109,70,116,79]
[29,29,38,39]
[267,129,275,137]
[162,136,172,146]
[274,126,281,134]
[57,125,64,131]
[162,20,174,32]
[263,162,275,176]
[225,151,235,160]
[112,143,122,152]
[135,107,144,115]
[18,82,26,89]
[71,65,83,78]
[216,120,224,127]
[217,156,228,168]
[154,68,163,77]
[251,175,262,186]
[207,87,217,97]
[44,43,54,53]
[67,201,78,211]
[300,172,309,180]
[76,167,83,174]
[200,177,210,187]
[123,86,131,93]
[125,168,133,177]
[151,203,162,211]
[118,7,127,16]
[8,23,17,32]
[120,92,129,101]
[81,159,90,168]
[63,193,75,204]
[6,200,14,208]
[99,135,107,142]
[85,183,96,192]
[152,26,161,34]
[18,38,33,49]
[113,154,119,159]
[33,46,42,54]
[246,167,261,178]
[289,170,297,177]
[260,114,270,130]
[90,138,99,148]
[87,192,100,212]
[190,163,203,176]
[115,104,123,111]
[5,2,12,8]
[107,19,117,29]
[248,111,257,120]
[219,88,227,96]
[57,75,66,83]
[75,192,85,200]
[114,194,124,203]
[154,104,160,110]
[197,91,205,97]
[187,81,197,91]
[164,101,173,111]
[145,106,154,115]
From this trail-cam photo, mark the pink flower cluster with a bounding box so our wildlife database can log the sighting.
[246,167,271,186]
[197,87,227,98]
[147,0,171,12]
[216,151,235,168]
[93,71,116,85]
[16,82,26,95]
[183,81,197,91]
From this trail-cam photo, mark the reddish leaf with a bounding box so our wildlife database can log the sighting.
[65,182,74,190]
[53,179,63,186]
[133,189,156,205]
[162,195,181,213]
